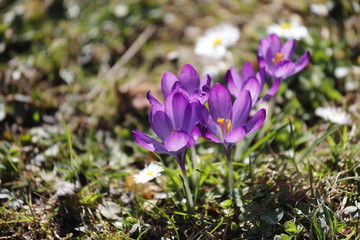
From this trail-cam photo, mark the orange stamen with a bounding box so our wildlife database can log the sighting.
[272,52,283,64]
[217,118,232,136]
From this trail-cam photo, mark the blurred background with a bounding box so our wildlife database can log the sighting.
[0,0,359,238]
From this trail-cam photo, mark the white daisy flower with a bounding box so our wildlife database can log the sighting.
[134,162,164,184]
[194,23,240,60]
[315,106,352,125]
[267,20,309,40]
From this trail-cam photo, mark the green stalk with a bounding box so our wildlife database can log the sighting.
[226,150,235,201]
[191,146,198,187]
[180,164,194,213]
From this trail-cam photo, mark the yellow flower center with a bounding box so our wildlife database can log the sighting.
[217,118,232,136]
[272,52,283,64]
[212,37,223,46]
[280,22,292,29]
[147,171,154,177]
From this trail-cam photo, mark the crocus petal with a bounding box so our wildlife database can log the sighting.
[147,91,163,111]
[258,38,270,58]
[240,62,256,82]
[150,111,172,141]
[161,72,178,98]
[204,131,221,143]
[208,83,232,121]
[293,51,310,74]
[147,91,164,124]
[190,124,202,142]
[261,78,281,101]
[165,91,189,130]
[182,101,201,133]
[256,68,266,92]
[224,126,246,143]
[178,64,200,94]
[164,131,191,152]
[132,130,168,154]
[268,34,282,55]
[198,74,211,104]
[241,77,261,107]
[274,60,295,80]
[281,39,296,59]
[232,90,251,129]
[257,56,270,75]
[201,106,222,140]
[245,108,266,135]
[225,67,241,97]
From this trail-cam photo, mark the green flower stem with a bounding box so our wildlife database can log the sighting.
[180,165,194,212]
[226,151,234,199]
[191,146,198,187]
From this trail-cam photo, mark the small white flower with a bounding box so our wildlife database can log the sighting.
[133,162,164,184]
[267,20,309,40]
[0,102,5,121]
[334,66,349,79]
[195,23,240,60]
[310,3,334,17]
[315,106,352,125]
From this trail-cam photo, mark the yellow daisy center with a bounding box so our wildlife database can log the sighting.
[212,37,223,46]
[280,22,292,29]
[147,171,154,177]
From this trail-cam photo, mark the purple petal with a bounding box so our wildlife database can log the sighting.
[293,51,310,74]
[274,60,295,80]
[224,126,246,143]
[150,111,172,141]
[182,101,201,133]
[201,106,222,140]
[258,38,270,58]
[199,74,211,104]
[147,91,163,110]
[225,67,241,97]
[164,130,191,152]
[261,78,281,101]
[165,92,189,130]
[190,124,202,142]
[281,39,296,60]
[204,131,221,143]
[240,62,255,82]
[241,77,261,107]
[161,72,178,98]
[232,90,251,129]
[178,64,200,94]
[132,130,168,154]
[147,91,164,124]
[245,109,266,135]
[256,68,266,93]
[268,34,282,55]
[208,83,232,121]
[257,56,271,75]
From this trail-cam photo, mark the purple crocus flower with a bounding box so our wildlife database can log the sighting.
[257,33,310,83]
[133,90,201,208]
[202,83,266,155]
[133,91,201,167]
[201,83,266,194]
[161,64,211,104]
[225,62,278,106]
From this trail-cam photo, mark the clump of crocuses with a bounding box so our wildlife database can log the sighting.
[133,33,309,209]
